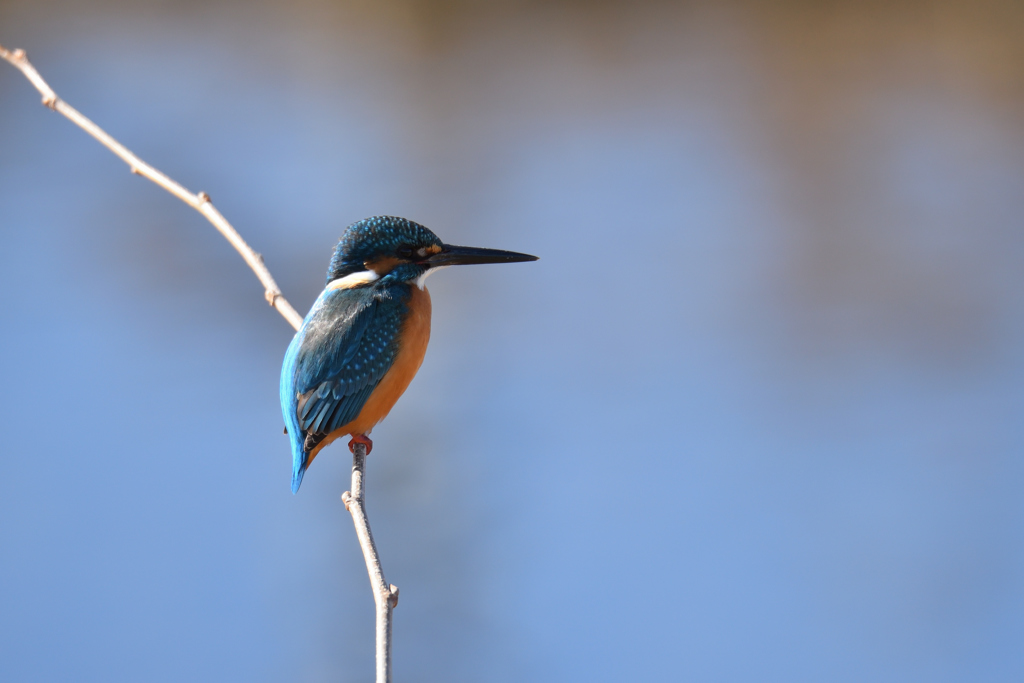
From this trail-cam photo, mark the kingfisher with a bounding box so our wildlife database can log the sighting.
[280,216,537,492]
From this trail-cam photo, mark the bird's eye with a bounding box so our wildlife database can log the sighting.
[396,245,414,259]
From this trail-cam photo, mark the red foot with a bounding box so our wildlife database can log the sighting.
[348,433,373,455]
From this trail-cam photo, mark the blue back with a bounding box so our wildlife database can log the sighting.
[281,280,412,492]
[282,216,439,492]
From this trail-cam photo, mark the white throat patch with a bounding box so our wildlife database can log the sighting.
[326,270,380,290]
[414,266,449,290]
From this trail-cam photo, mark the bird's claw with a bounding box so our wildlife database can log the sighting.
[348,434,373,455]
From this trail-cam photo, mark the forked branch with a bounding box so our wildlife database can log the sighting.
[0,43,303,330]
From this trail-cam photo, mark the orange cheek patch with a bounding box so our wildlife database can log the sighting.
[364,256,403,275]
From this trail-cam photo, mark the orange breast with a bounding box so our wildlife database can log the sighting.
[308,286,432,462]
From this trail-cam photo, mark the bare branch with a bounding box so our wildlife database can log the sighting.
[0,43,304,331]
[342,443,398,683]
[0,42,403,678]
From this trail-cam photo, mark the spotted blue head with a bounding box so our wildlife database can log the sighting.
[326,215,537,286]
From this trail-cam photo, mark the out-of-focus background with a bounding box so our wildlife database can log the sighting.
[1,1,1022,680]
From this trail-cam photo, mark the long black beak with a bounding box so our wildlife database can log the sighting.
[424,244,538,267]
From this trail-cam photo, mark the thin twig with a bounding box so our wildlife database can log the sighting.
[342,443,399,683]
[0,43,303,331]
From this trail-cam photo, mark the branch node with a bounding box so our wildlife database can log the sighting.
[197,191,211,203]
[388,584,399,608]
[130,166,140,175]
[12,48,25,61]
[341,491,353,511]
[41,94,57,109]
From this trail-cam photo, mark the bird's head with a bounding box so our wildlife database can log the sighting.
[326,216,537,288]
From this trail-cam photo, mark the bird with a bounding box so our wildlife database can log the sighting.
[280,216,538,493]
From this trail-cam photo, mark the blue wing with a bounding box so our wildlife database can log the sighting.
[281,282,408,492]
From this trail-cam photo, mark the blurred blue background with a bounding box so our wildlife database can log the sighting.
[2,1,1023,681]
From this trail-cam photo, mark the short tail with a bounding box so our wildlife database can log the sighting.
[291,456,307,494]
